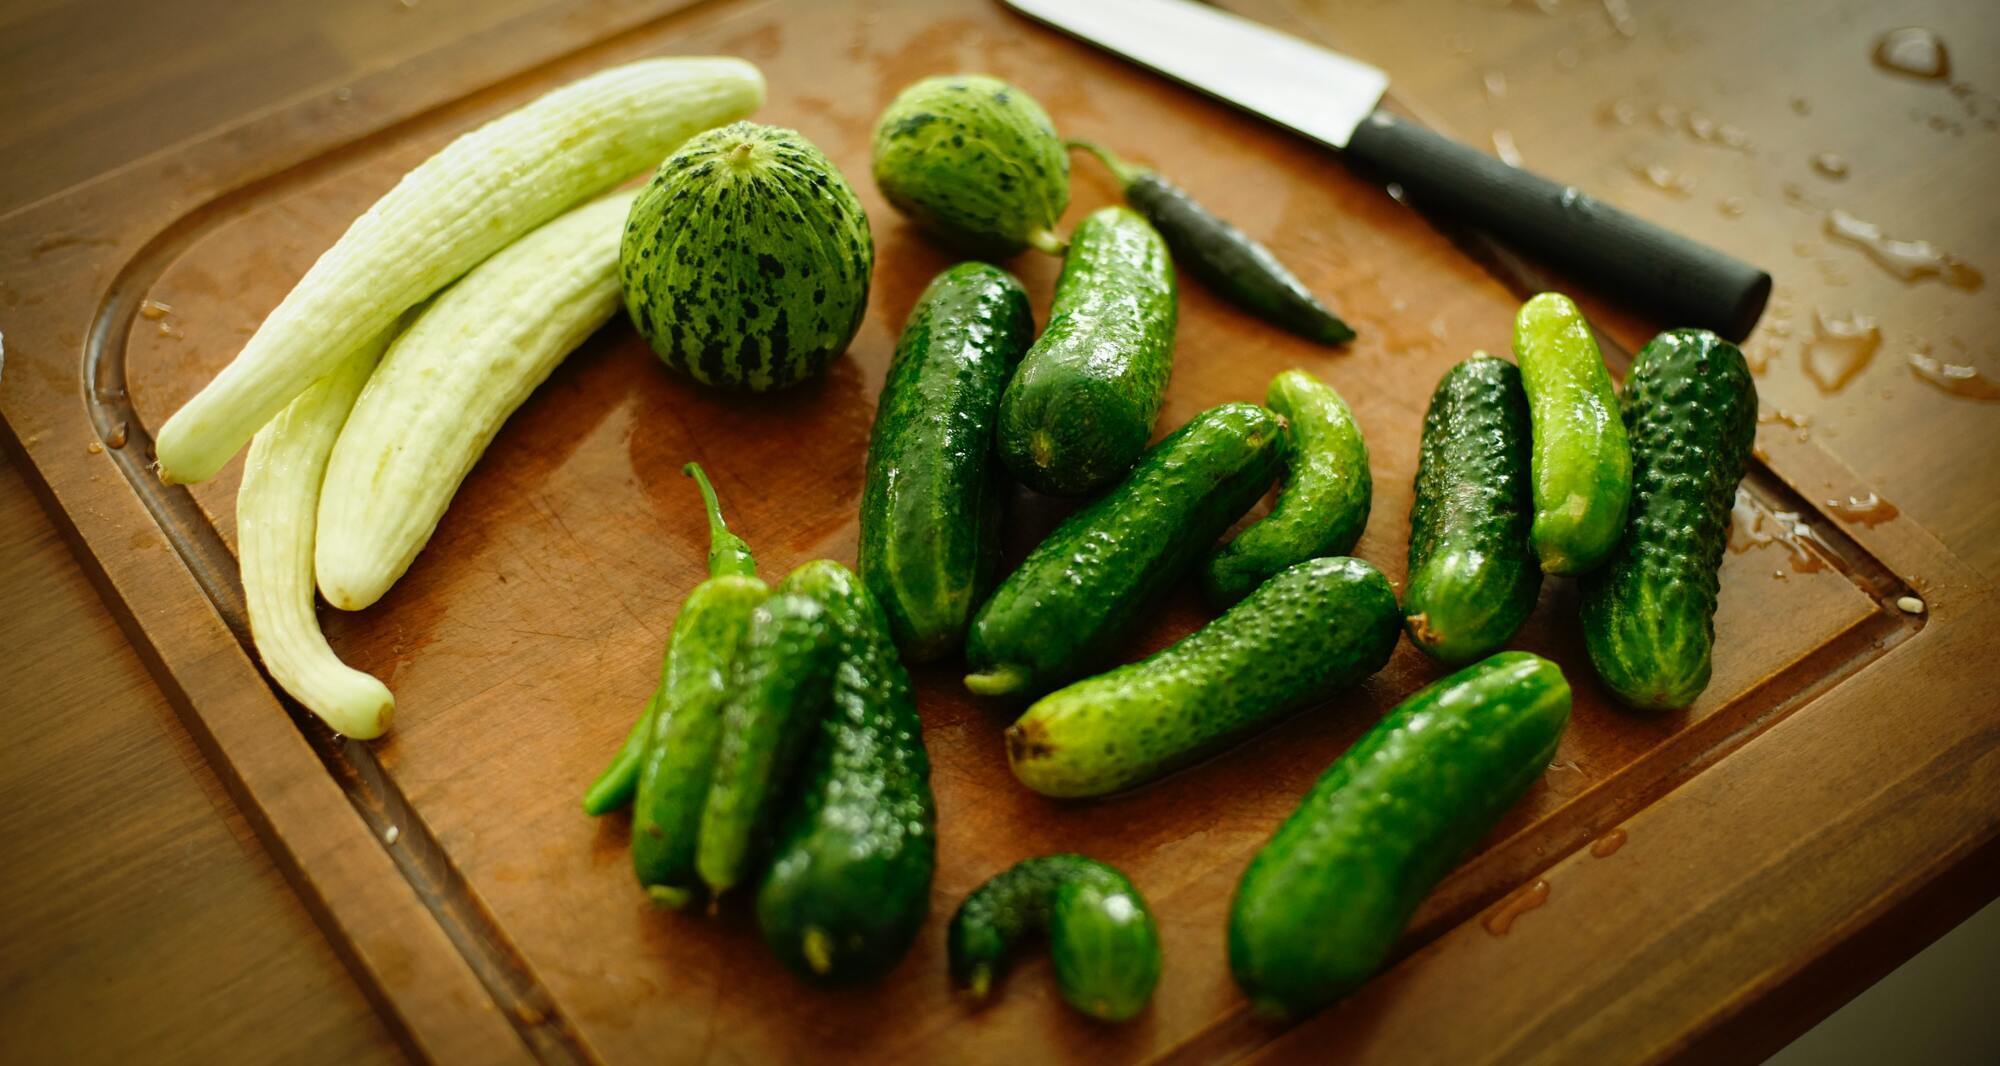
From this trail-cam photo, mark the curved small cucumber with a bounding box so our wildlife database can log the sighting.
[1203,369,1372,607]
[967,403,1285,698]
[1514,293,1632,575]
[1404,355,1541,664]
[1581,329,1756,711]
[997,206,1177,497]
[696,593,839,896]
[859,262,1034,662]
[757,561,937,983]
[1009,557,1399,797]
[948,854,1161,1022]
[1230,651,1572,1019]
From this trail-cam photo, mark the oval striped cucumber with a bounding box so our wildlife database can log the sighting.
[966,403,1285,698]
[1514,292,1632,574]
[1009,557,1399,797]
[1230,651,1572,1018]
[858,262,1034,662]
[1403,355,1541,664]
[949,854,1161,1022]
[871,75,1069,257]
[1581,329,1757,711]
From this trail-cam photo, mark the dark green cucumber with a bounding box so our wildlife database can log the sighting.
[997,206,1177,497]
[1403,355,1541,664]
[966,403,1285,698]
[757,561,936,983]
[1581,329,1756,711]
[1514,292,1633,574]
[948,854,1161,1022]
[1009,557,1399,797]
[859,262,1034,662]
[695,593,838,896]
[1203,369,1372,607]
[1230,651,1572,1018]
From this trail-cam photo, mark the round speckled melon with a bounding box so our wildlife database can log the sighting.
[620,122,873,391]
[871,74,1069,257]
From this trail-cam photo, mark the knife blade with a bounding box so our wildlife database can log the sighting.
[999,0,1770,340]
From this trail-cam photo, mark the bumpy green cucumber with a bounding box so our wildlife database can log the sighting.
[858,263,1034,662]
[757,561,936,983]
[1403,355,1541,664]
[949,854,1161,1022]
[1514,292,1632,574]
[1203,370,1372,607]
[1010,557,1399,797]
[996,206,1178,497]
[1581,329,1756,711]
[695,594,838,896]
[966,403,1284,698]
[871,75,1069,257]
[1230,651,1572,1018]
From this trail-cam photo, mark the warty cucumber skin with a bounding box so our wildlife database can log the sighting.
[1229,651,1572,1019]
[1581,329,1756,711]
[756,561,936,983]
[859,263,1035,663]
[1404,355,1542,664]
[1514,292,1633,575]
[949,854,1161,1022]
[1203,369,1373,607]
[1009,557,1400,798]
[871,75,1069,257]
[997,206,1178,497]
[966,403,1286,698]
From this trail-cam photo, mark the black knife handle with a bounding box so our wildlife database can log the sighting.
[1345,110,1770,341]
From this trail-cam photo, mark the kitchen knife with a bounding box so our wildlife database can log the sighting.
[999,0,1771,341]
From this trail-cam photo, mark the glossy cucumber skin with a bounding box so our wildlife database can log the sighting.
[997,206,1178,497]
[1009,557,1399,797]
[756,561,936,983]
[630,575,768,904]
[1229,651,1572,1018]
[1403,355,1542,664]
[695,594,838,896]
[1204,370,1372,607]
[948,854,1161,1022]
[1514,292,1633,574]
[1581,329,1756,711]
[966,403,1285,698]
[859,263,1034,662]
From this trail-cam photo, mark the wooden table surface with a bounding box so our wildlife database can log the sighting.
[0,1,1992,1062]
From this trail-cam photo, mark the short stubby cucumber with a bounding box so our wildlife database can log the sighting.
[1514,292,1632,575]
[1581,329,1757,711]
[1404,355,1542,664]
[1203,369,1372,607]
[1010,558,1399,798]
[858,262,1034,662]
[757,561,937,983]
[948,854,1161,1022]
[871,75,1069,257]
[622,121,872,392]
[997,206,1178,497]
[1230,651,1572,1018]
[966,403,1285,698]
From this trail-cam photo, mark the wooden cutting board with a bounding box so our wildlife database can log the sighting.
[1,0,1991,1062]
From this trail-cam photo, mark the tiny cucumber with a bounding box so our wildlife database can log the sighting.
[1514,292,1633,575]
[1230,651,1572,1019]
[1403,355,1542,664]
[859,262,1035,662]
[871,75,1069,257]
[997,206,1178,497]
[1581,329,1757,711]
[1203,369,1372,607]
[966,403,1286,698]
[1009,557,1400,798]
[696,594,839,896]
[949,854,1161,1022]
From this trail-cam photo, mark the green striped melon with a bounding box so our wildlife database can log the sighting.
[872,74,1069,257]
[620,122,873,391]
